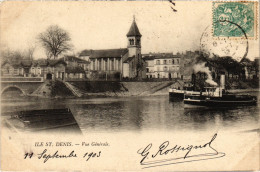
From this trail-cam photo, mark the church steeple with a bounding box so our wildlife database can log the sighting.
[127,16,142,37]
[126,16,143,79]
[127,16,142,48]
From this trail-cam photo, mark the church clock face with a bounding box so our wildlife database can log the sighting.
[200,26,248,62]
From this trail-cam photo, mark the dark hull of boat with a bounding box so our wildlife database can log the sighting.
[169,92,184,99]
[4,108,82,133]
[184,98,257,107]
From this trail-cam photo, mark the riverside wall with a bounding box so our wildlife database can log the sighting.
[68,81,181,97]
[27,79,258,98]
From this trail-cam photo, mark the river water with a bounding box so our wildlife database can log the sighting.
[1,91,259,133]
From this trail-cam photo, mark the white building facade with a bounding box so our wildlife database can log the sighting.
[143,53,182,79]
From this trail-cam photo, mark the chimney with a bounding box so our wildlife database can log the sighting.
[220,74,225,90]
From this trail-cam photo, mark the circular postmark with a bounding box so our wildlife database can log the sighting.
[200,20,249,62]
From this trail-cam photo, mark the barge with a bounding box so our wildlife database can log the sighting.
[3,108,82,133]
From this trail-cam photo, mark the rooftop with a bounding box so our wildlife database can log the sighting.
[123,55,135,63]
[126,17,142,37]
[64,55,90,64]
[142,53,180,60]
[79,48,128,58]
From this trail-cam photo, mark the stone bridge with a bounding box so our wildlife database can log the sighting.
[1,77,44,95]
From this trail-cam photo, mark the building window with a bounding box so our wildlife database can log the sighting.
[157,66,160,71]
[163,66,168,71]
[177,59,179,64]
[172,59,175,64]
[146,68,149,72]
[156,60,160,65]
[14,69,18,74]
[137,39,140,45]
[6,66,10,74]
[19,68,23,75]
[129,39,134,45]
[31,67,35,74]
[163,60,167,64]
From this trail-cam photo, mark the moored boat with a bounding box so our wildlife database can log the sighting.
[3,108,82,133]
[184,87,257,107]
[169,85,201,100]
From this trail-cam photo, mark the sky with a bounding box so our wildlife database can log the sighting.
[0,1,259,60]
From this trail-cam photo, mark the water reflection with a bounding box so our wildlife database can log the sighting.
[1,92,259,133]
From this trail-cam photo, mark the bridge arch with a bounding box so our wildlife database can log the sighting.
[1,85,26,96]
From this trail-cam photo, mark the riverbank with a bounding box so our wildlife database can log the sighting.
[27,80,259,98]
[66,81,180,98]
[80,88,259,98]
[29,80,178,98]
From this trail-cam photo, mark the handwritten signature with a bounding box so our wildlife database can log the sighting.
[137,133,225,169]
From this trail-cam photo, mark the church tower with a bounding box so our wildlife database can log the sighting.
[126,16,143,78]
[127,16,142,60]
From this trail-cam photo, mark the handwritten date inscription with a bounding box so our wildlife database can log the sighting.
[24,149,101,163]
[137,133,225,169]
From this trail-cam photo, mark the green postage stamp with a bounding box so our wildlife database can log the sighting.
[213,1,258,39]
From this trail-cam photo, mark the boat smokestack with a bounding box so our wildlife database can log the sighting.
[220,74,225,89]
[192,73,196,90]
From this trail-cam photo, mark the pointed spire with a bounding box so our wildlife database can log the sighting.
[127,16,142,37]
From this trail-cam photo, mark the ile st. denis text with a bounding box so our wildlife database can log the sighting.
[34,141,109,147]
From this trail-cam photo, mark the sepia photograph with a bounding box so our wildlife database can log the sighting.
[0,1,259,171]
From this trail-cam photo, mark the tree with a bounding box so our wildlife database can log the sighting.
[1,46,37,62]
[1,49,24,62]
[38,25,72,59]
[26,45,35,60]
[135,57,144,80]
[20,45,36,60]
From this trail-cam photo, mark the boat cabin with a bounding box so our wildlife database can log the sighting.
[203,87,223,97]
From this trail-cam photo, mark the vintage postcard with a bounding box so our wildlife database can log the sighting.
[0,1,259,171]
